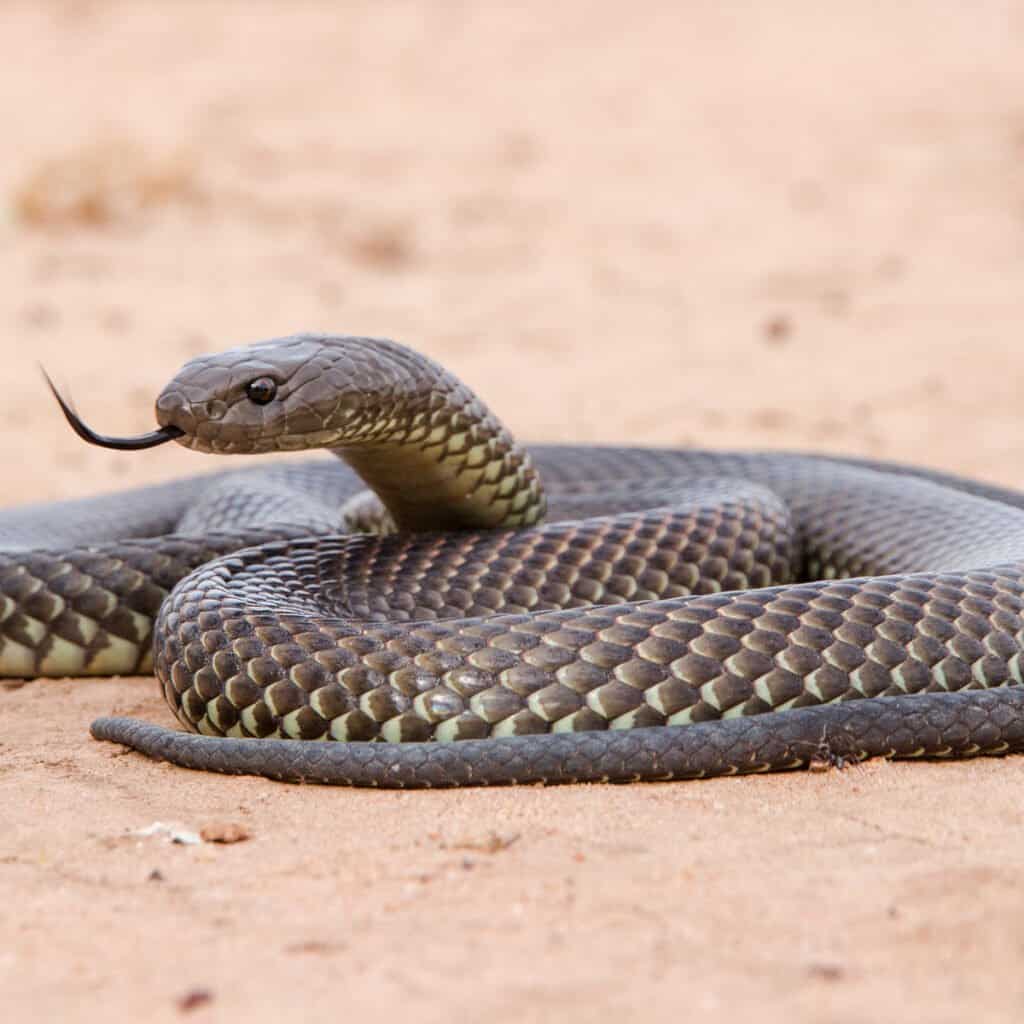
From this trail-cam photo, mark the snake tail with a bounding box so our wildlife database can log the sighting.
[91,688,1024,787]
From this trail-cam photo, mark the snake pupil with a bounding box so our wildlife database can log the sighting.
[246,378,278,405]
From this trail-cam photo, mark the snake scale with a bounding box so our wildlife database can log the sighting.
[7,333,1024,787]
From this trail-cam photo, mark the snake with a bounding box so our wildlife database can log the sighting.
[6,332,1024,788]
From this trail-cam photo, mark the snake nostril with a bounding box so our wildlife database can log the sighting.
[155,390,197,433]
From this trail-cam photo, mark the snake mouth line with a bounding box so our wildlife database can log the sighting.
[41,367,185,451]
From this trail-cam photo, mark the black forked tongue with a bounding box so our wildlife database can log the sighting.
[41,368,185,451]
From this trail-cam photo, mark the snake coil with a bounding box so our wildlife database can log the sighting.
[2,333,1024,787]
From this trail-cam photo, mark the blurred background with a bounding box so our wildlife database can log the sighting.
[8,6,1024,1021]
[2,1,1023,500]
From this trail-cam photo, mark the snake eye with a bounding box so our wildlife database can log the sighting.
[246,377,278,405]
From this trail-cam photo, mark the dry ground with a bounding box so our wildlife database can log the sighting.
[4,3,1024,1022]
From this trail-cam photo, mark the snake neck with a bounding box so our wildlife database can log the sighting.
[333,381,546,532]
[146,333,548,531]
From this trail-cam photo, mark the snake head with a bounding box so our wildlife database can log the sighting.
[153,333,450,455]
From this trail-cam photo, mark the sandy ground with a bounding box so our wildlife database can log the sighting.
[4,2,1024,1021]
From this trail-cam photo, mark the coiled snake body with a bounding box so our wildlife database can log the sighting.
[7,334,1024,787]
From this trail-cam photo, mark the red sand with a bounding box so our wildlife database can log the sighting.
[4,4,1024,1021]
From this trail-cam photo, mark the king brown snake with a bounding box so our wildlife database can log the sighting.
[5,333,1024,787]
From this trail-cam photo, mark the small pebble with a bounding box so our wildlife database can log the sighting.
[177,988,214,1013]
[199,821,251,844]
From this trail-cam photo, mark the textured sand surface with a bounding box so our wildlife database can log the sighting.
[4,3,1024,1021]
